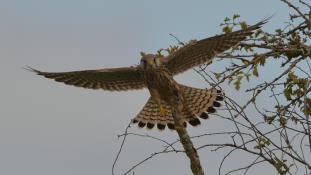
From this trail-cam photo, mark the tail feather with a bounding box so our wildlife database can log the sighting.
[132,97,174,130]
[132,85,224,130]
[180,85,223,121]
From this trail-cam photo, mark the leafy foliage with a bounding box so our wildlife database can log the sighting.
[115,1,311,175]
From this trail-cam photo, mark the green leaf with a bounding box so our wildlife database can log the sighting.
[302,98,311,117]
[233,14,240,20]
[233,76,243,90]
[245,73,251,82]
[224,17,230,22]
[222,26,232,33]
[252,65,259,77]
[213,72,222,80]
[287,71,297,81]
[254,137,271,149]
[265,115,276,124]
[272,158,289,175]
[279,117,287,128]
[284,86,292,100]
[239,21,247,30]
[275,28,283,35]
[259,56,266,65]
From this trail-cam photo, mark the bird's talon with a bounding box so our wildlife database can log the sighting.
[159,106,166,117]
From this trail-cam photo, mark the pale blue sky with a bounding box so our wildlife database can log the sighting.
[0,1,293,175]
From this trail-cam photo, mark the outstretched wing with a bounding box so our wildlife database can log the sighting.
[27,66,146,91]
[165,19,268,75]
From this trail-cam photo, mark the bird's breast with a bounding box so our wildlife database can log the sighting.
[143,67,181,105]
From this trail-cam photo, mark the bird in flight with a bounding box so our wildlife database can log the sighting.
[27,20,267,130]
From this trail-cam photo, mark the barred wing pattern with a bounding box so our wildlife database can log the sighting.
[27,67,146,91]
[165,20,268,75]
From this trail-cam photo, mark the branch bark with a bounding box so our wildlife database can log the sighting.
[172,106,205,175]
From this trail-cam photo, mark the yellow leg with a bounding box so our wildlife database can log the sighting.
[159,105,166,117]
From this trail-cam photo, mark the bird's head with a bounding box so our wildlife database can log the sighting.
[140,53,166,70]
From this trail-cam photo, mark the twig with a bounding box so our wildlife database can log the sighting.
[112,122,131,175]
[281,0,309,22]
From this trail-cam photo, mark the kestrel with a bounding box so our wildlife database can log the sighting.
[28,20,266,130]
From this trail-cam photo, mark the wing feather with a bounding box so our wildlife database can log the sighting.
[27,66,146,91]
[165,19,268,75]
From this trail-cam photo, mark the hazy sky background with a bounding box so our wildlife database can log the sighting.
[0,1,294,175]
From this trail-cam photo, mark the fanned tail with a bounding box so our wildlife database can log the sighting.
[132,85,224,130]
[132,97,175,130]
[179,85,224,126]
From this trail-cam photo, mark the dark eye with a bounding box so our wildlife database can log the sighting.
[141,60,147,68]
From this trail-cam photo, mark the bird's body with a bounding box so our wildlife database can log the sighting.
[141,57,181,107]
[28,19,268,130]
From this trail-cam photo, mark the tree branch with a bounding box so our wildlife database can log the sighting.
[171,106,205,175]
